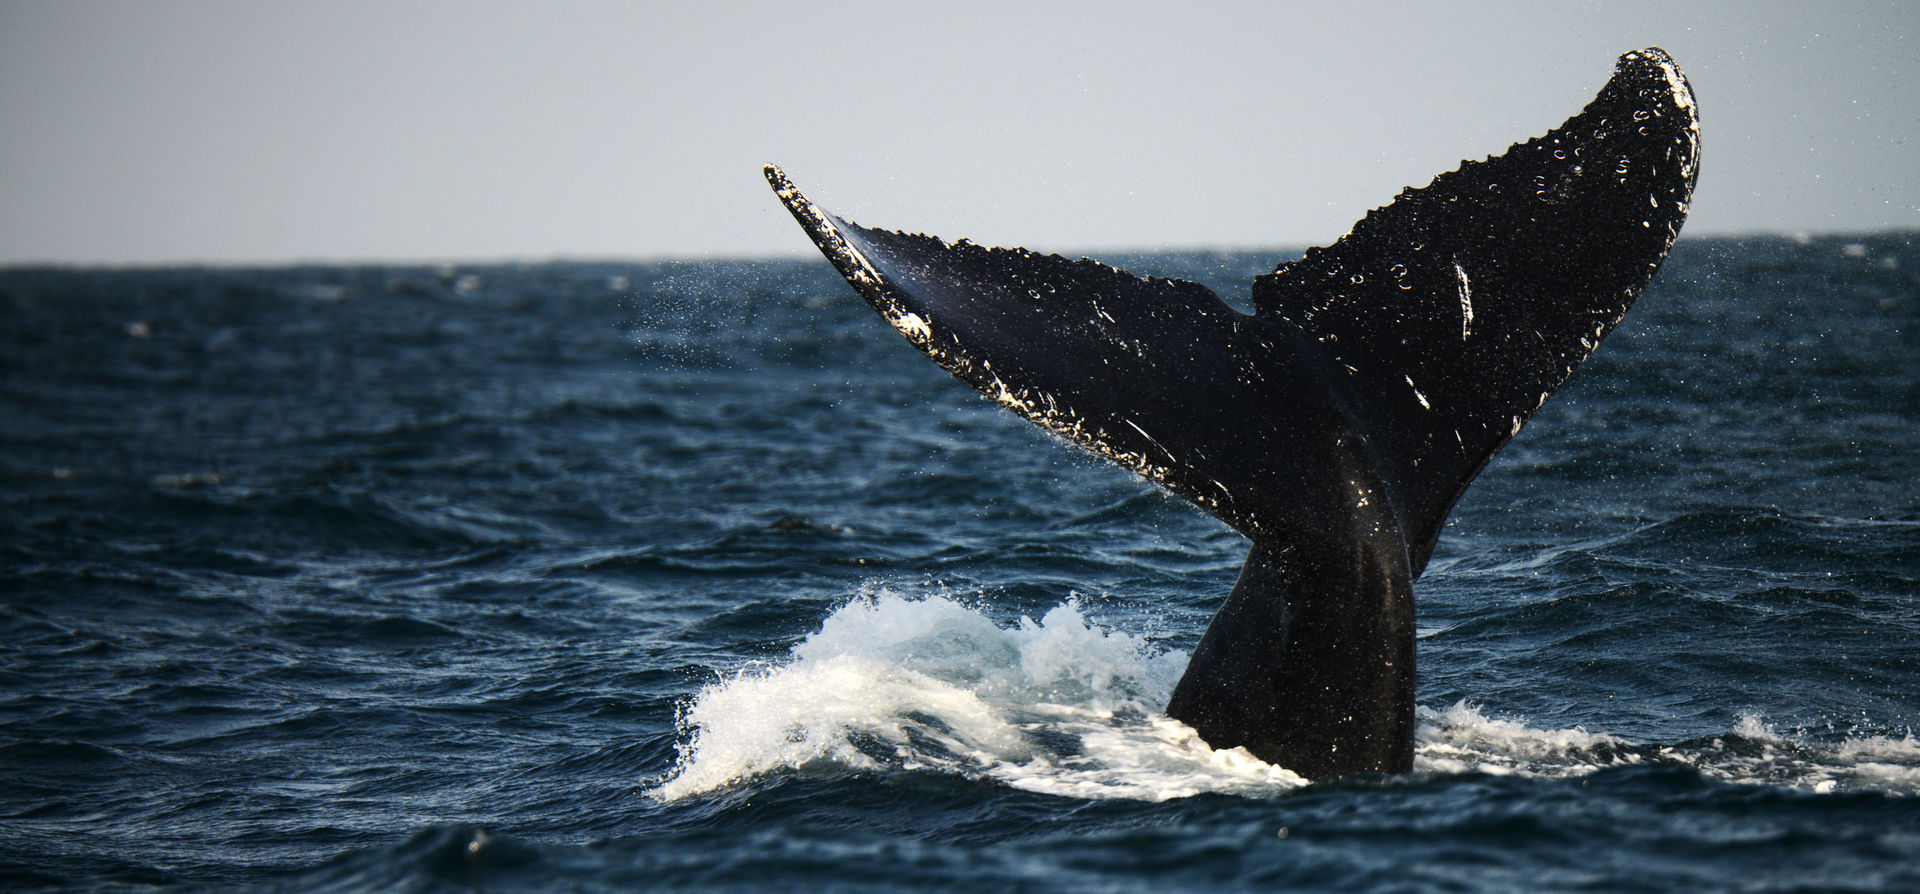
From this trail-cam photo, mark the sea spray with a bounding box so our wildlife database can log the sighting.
[652,589,1310,801]
[659,593,1920,801]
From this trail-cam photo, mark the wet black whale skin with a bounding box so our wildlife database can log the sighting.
[768,48,1699,779]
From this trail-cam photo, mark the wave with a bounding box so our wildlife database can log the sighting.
[655,590,1919,803]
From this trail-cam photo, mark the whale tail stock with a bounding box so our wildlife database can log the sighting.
[766,48,1699,779]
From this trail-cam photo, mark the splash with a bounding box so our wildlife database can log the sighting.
[652,589,1302,801]
[655,592,1920,801]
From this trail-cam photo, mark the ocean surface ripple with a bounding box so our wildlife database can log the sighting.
[2,236,1917,891]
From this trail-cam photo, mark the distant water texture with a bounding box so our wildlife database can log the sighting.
[2,234,1917,892]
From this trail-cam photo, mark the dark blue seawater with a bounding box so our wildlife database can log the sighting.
[2,235,1917,892]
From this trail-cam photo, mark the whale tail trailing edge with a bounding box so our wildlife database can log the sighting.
[767,48,1698,778]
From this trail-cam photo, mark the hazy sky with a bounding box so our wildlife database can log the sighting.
[2,1,1915,266]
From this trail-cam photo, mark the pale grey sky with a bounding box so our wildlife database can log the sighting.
[2,1,1915,266]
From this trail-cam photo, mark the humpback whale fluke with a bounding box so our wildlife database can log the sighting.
[767,48,1699,779]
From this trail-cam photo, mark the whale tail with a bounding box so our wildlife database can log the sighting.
[767,48,1699,778]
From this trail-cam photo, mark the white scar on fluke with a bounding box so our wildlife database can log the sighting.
[1453,261,1474,341]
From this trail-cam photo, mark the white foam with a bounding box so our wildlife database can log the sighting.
[1414,701,1633,777]
[1417,706,1920,795]
[653,591,1919,801]
[652,588,1300,801]
[1666,714,1920,794]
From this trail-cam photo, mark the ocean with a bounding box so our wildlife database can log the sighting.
[2,234,1916,891]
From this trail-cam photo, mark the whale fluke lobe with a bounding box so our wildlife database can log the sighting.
[767,48,1699,779]
[1252,48,1700,577]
